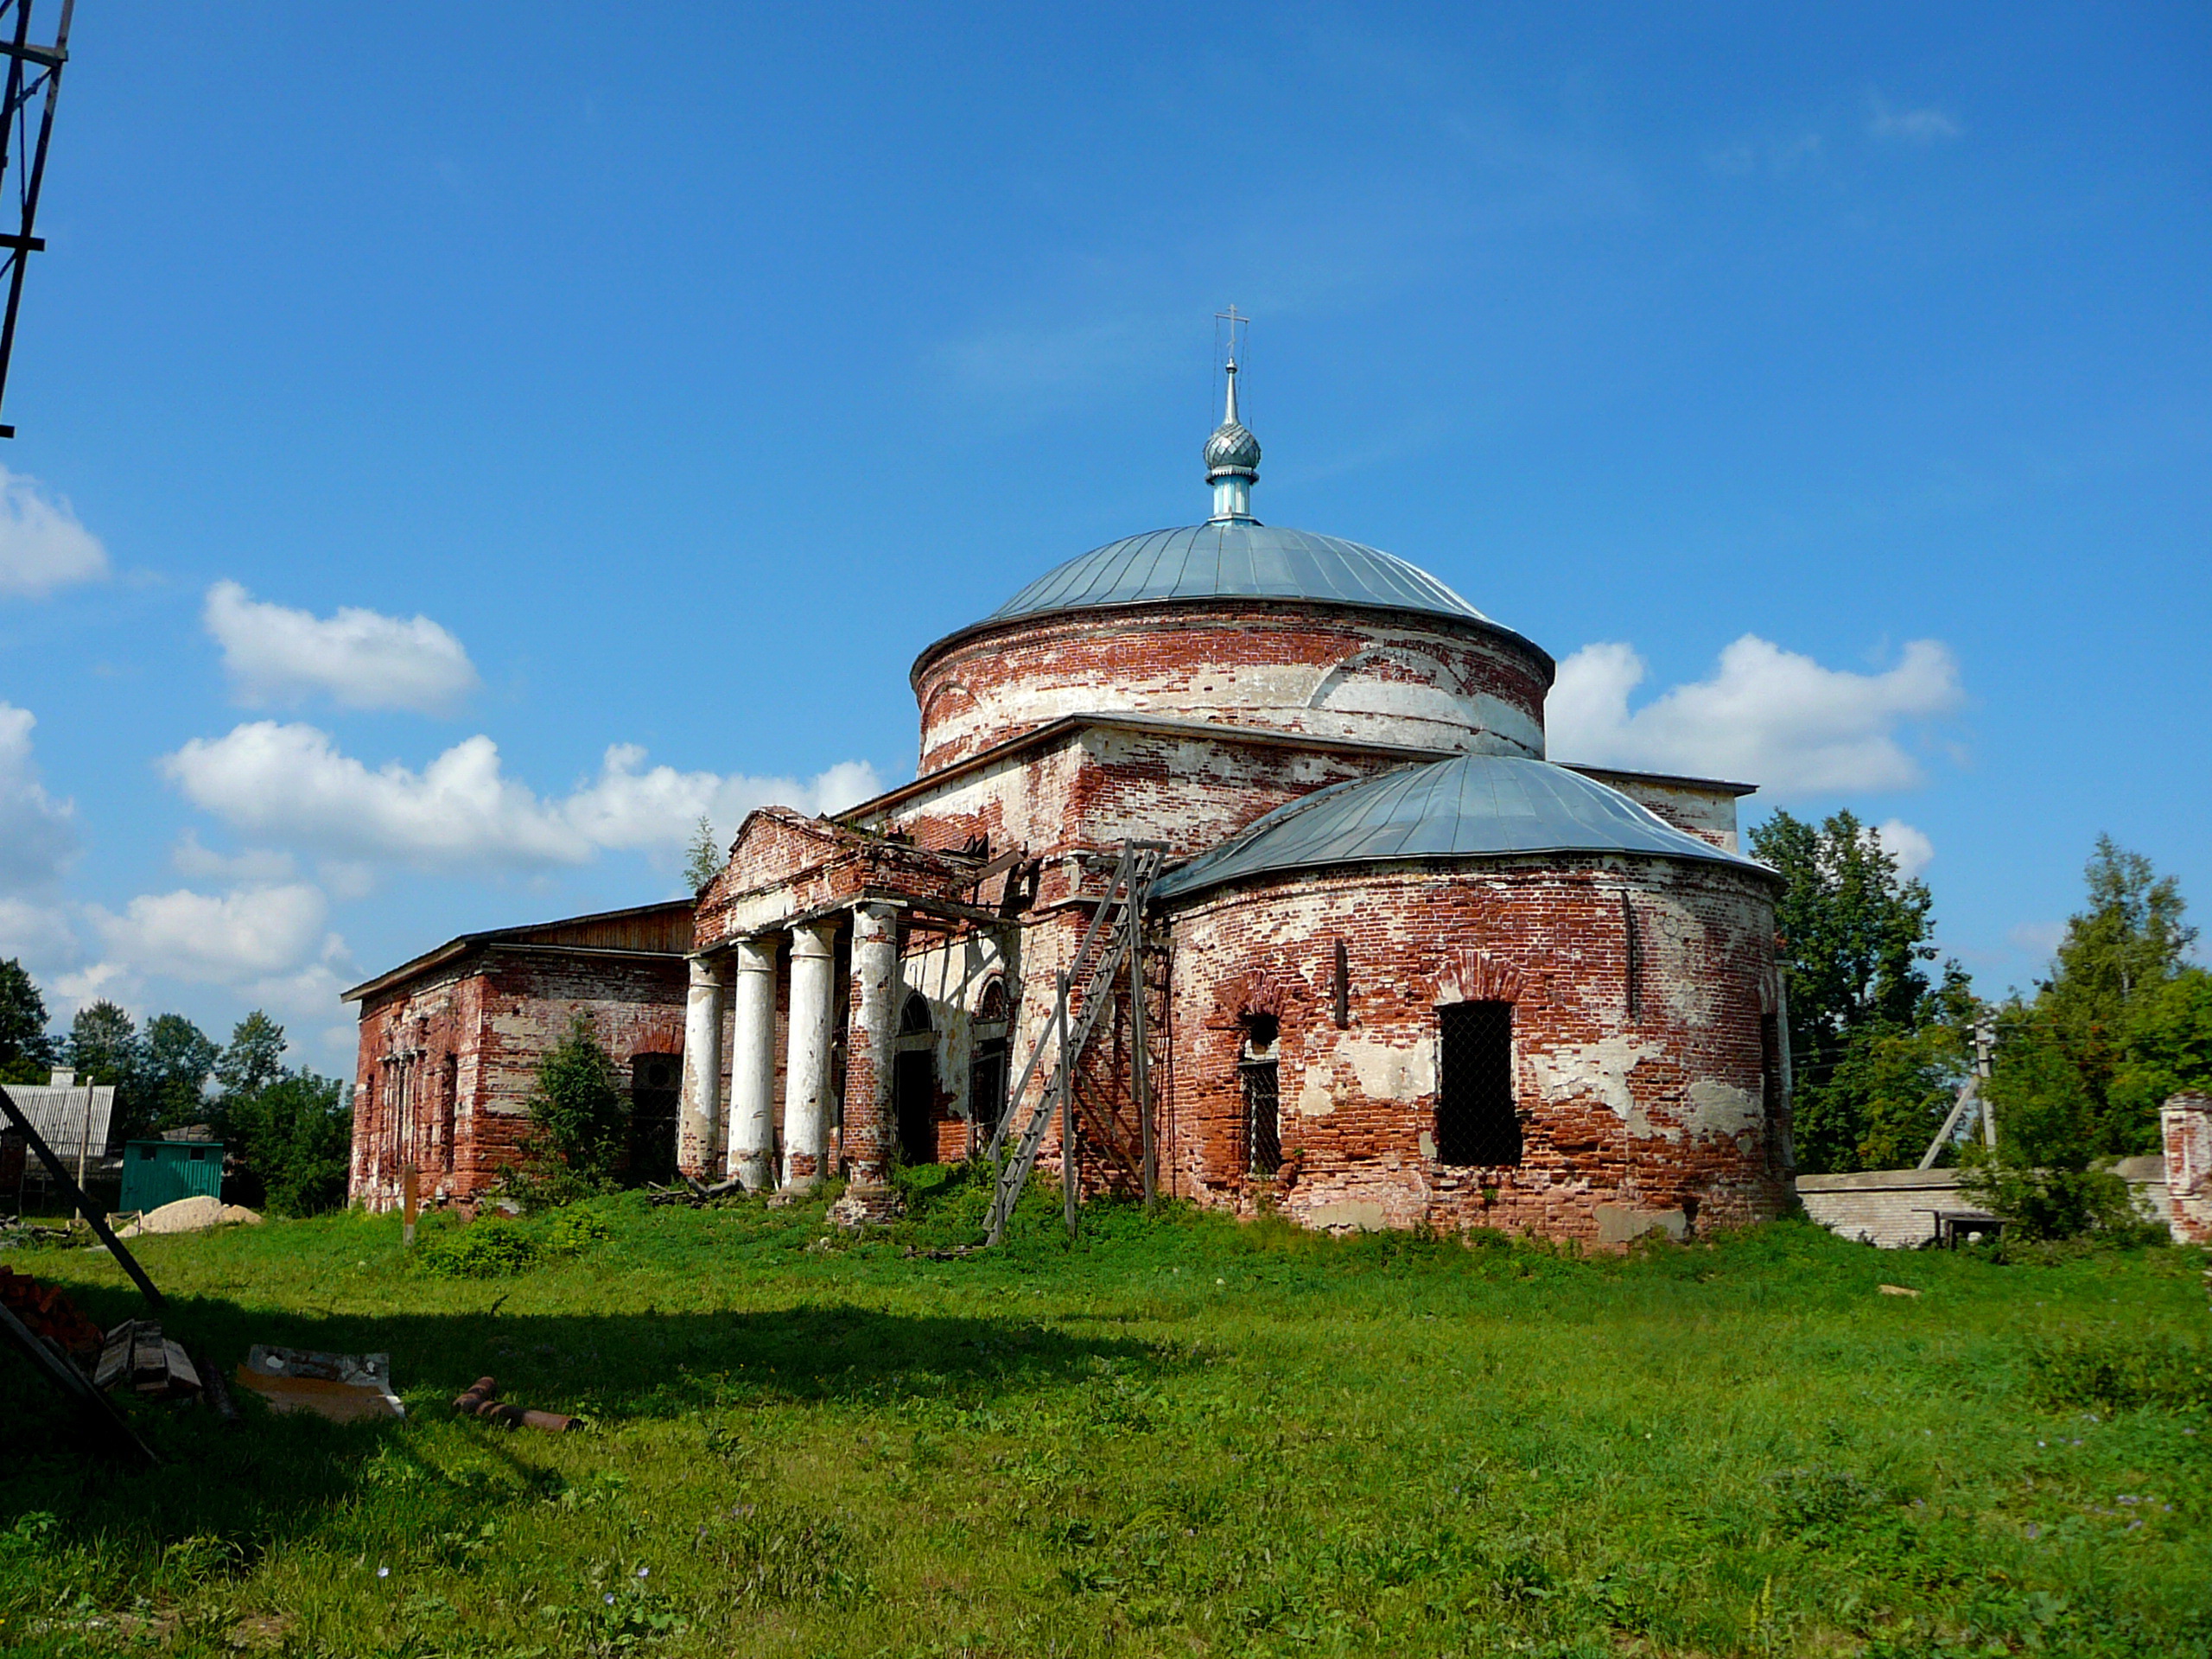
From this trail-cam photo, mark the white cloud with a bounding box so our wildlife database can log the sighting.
[162,721,882,871]
[0,702,76,889]
[1869,818,1935,880]
[204,580,481,714]
[172,829,296,884]
[0,894,75,963]
[86,881,338,986]
[2008,920,2065,959]
[1869,94,1961,143]
[1546,635,1963,795]
[0,466,106,597]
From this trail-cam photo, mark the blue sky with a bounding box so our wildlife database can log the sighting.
[1,3,2205,1068]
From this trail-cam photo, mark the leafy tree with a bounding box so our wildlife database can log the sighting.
[1967,839,2202,1238]
[60,1001,145,1139]
[683,813,722,892]
[1750,809,1971,1173]
[0,957,55,1081]
[206,1011,353,1214]
[507,1016,628,1205]
[215,1010,289,1101]
[223,1071,351,1215]
[138,1014,219,1134]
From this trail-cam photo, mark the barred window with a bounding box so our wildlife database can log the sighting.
[1435,1001,1520,1166]
[1241,1013,1281,1176]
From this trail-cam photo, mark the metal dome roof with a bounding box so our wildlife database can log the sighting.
[1152,753,1771,903]
[985,521,1491,625]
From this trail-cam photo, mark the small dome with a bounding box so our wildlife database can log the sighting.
[1204,418,1262,478]
[1152,754,1770,903]
[982,521,1493,626]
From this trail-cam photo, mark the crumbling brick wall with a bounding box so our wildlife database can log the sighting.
[350,947,687,1211]
[912,602,1552,773]
[1159,855,1789,1244]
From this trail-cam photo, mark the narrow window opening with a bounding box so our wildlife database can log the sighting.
[1240,1012,1281,1177]
[899,993,935,1035]
[1435,1001,1520,1166]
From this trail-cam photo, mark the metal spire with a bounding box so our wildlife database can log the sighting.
[1205,306,1260,522]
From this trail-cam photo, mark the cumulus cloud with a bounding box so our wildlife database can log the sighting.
[86,881,337,986]
[1546,635,1963,795]
[0,467,106,597]
[0,894,75,963]
[0,702,76,889]
[162,721,882,871]
[1870,818,1935,880]
[204,581,481,714]
[1869,94,1961,143]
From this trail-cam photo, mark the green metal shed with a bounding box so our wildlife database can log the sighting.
[120,1139,224,1214]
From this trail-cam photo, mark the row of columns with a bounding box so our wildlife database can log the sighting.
[677,902,902,1220]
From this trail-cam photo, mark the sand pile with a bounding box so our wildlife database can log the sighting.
[119,1195,264,1236]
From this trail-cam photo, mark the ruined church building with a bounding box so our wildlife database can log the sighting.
[347,347,1796,1247]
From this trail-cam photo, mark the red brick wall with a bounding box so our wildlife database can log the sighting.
[349,947,687,1210]
[911,603,1552,773]
[1159,855,1789,1244]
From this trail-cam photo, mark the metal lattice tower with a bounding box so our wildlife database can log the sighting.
[0,0,71,438]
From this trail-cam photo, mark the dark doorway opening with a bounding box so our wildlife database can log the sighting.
[894,1050,937,1166]
[629,1052,681,1185]
[1435,1001,1520,1166]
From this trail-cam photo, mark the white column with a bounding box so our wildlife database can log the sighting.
[677,955,725,1179]
[728,934,780,1192]
[782,920,838,1192]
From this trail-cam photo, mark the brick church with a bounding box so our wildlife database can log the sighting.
[347,350,1794,1246]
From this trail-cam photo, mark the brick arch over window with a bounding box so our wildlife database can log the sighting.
[1211,968,1294,1028]
[1433,949,1522,1007]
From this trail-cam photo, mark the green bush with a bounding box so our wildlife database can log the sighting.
[416,1218,543,1278]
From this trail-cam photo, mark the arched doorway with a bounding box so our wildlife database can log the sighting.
[969,976,1010,1152]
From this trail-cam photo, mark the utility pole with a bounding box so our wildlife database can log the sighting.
[0,1,73,437]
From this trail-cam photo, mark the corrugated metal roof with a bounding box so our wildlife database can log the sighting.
[986,522,1491,624]
[3,1083,118,1160]
[1153,753,1772,903]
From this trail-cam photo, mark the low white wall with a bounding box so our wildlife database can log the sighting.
[1796,1161,2174,1249]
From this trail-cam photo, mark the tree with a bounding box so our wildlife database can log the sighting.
[1967,839,2202,1238]
[683,813,722,892]
[206,1011,353,1214]
[215,1011,288,1101]
[138,1014,219,1134]
[1750,809,1970,1173]
[0,957,55,1081]
[224,1071,351,1215]
[510,1016,628,1205]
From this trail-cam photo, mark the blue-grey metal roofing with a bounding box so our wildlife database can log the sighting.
[1152,753,1773,903]
[986,522,1491,624]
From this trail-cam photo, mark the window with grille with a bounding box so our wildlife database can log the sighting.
[1435,1001,1520,1166]
[1240,1013,1281,1176]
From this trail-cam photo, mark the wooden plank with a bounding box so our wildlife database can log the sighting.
[92,1319,135,1391]
[161,1339,201,1396]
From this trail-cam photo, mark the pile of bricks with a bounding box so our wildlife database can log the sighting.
[0,1263,103,1361]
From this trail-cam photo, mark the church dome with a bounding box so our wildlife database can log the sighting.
[983,521,1491,626]
[1204,418,1262,478]
[1153,753,1769,902]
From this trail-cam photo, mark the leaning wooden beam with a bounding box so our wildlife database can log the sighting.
[0,1082,166,1312]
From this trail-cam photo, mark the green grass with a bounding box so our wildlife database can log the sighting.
[3,1176,2209,1658]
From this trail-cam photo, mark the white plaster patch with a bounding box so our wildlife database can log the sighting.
[1686,1078,1759,1139]
[1306,1198,1389,1232]
[1339,1033,1434,1102]
[1526,1033,1671,1136]
[1293,1065,1335,1118]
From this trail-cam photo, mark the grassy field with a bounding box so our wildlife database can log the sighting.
[3,1175,2209,1658]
